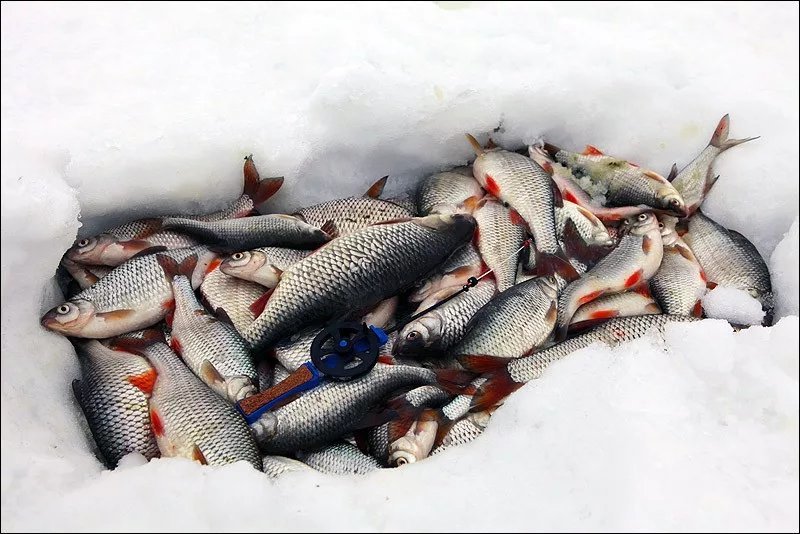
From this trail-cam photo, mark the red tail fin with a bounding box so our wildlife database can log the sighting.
[364,176,388,198]
[156,254,198,281]
[710,114,759,150]
[535,251,579,281]
[433,369,480,395]
[457,354,510,374]
[469,368,524,413]
[109,332,164,356]
[243,155,284,205]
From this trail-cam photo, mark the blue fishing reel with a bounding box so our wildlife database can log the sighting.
[237,321,388,424]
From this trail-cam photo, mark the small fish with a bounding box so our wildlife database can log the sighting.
[529,144,652,223]
[111,337,262,469]
[63,157,282,266]
[556,201,614,247]
[408,243,483,304]
[671,115,757,216]
[681,210,773,325]
[415,170,484,215]
[251,363,461,454]
[546,143,688,217]
[162,214,331,252]
[449,276,560,359]
[199,263,265,335]
[461,315,701,411]
[220,247,311,288]
[367,385,451,466]
[649,217,708,317]
[42,247,217,338]
[243,214,476,351]
[298,442,382,475]
[71,338,160,468]
[394,280,496,358]
[467,135,575,278]
[473,198,527,292]
[570,287,661,331]
[166,262,257,403]
[262,455,313,478]
[293,177,414,238]
[556,212,663,339]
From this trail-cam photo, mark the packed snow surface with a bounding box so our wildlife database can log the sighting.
[1,2,798,531]
[702,286,765,326]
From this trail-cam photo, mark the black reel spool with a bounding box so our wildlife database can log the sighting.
[310,321,380,380]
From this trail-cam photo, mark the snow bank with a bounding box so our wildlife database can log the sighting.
[1,2,798,531]
[702,286,765,326]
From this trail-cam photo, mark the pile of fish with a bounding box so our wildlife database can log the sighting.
[43,116,773,476]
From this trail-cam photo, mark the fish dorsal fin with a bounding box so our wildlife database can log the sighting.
[583,145,604,156]
[364,176,389,198]
[666,163,678,182]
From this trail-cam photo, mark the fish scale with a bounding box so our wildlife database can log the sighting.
[571,290,661,325]
[474,199,526,292]
[72,340,159,468]
[294,196,414,237]
[430,413,489,456]
[649,219,707,316]
[170,274,257,403]
[262,455,313,477]
[681,210,772,323]
[449,276,559,359]
[243,214,475,350]
[298,442,382,475]
[199,265,265,335]
[137,341,262,469]
[162,214,330,251]
[251,363,441,454]
[415,171,484,215]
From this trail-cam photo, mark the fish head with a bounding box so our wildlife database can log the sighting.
[657,189,688,217]
[40,299,96,336]
[536,275,561,300]
[622,212,660,236]
[388,419,438,467]
[221,250,269,281]
[394,315,443,357]
[65,235,118,265]
[658,215,680,246]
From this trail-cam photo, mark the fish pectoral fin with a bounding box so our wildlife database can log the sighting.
[192,444,208,465]
[249,288,274,316]
[96,309,136,321]
[200,360,225,386]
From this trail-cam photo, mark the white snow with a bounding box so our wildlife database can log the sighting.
[1,2,798,532]
[702,286,766,326]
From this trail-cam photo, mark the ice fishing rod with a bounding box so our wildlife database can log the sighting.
[236,239,532,425]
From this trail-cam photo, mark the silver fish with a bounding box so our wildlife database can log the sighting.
[243,214,476,351]
[570,288,661,330]
[42,247,217,338]
[556,201,614,247]
[415,170,484,216]
[429,411,491,456]
[220,247,311,288]
[262,455,313,478]
[298,442,382,475]
[251,363,447,454]
[462,315,702,411]
[294,189,414,238]
[649,217,707,317]
[681,210,772,324]
[449,276,559,359]
[168,271,257,403]
[467,135,572,277]
[394,280,496,358]
[473,198,527,292]
[71,339,160,468]
[671,115,757,216]
[556,212,663,338]
[199,263,266,336]
[162,214,331,252]
[548,143,688,217]
[367,385,450,465]
[113,338,261,469]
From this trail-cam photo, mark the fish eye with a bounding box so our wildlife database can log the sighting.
[232,252,244,260]
[670,198,680,206]
[637,213,648,222]
[57,305,71,314]
[658,223,664,228]
[406,331,419,341]
[52,302,80,324]
[78,239,90,247]
[547,276,556,284]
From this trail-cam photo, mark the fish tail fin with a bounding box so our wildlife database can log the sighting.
[243,155,284,205]
[433,369,480,395]
[535,250,580,281]
[419,408,456,450]
[457,354,511,374]
[156,253,198,282]
[469,367,524,413]
[710,114,759,150]
[465,133,484,155]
